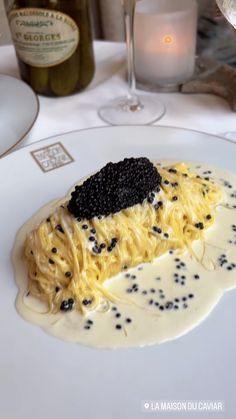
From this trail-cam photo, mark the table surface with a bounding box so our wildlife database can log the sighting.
[0,40,235,151]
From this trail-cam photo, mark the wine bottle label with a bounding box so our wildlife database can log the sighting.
[9,8,79,67]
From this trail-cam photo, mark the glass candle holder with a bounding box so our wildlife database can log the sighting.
[134,0,198,92]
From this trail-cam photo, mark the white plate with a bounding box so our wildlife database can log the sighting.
[0,126,235,419]
[0,74,39,157]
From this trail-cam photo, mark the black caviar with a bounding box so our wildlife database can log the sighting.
[60,298,74,312]
[153,226,162,234]
[68,158,162,219]
[195,222,204,230]
[82,299,92,306]
[55,224,64,234]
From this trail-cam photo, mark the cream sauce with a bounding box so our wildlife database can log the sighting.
[12,161,236,348]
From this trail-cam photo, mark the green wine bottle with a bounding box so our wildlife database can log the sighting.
[5,0,95,96]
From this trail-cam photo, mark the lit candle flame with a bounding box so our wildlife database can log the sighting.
[163,35,174,45]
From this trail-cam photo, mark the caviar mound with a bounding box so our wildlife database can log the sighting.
[68,157,162,219]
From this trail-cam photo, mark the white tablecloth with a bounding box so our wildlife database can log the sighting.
[0,41,235,149]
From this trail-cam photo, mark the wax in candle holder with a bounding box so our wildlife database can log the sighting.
[134,0,198,91]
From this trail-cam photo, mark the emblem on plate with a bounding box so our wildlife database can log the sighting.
[31,142,74,172]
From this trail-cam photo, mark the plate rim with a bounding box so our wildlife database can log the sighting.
[0,73,40,158]
[1,121,236,416]
[1,123,235,163]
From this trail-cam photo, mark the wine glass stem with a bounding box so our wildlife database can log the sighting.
[123,0,140,107]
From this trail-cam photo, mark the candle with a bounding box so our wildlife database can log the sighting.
[134,0,198,90]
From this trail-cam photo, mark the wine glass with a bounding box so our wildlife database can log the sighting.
[216,0,236,28]
[216,0,236,141]
[98,0,165,125]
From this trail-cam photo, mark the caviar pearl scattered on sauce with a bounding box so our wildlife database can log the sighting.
[12,161,236,348]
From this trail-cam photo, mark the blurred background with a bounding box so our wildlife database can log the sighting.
[0,0,235,66]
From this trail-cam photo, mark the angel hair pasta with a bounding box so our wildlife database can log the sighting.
[24,158,222,314]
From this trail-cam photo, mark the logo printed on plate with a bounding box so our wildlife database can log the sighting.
[31,142,74,172]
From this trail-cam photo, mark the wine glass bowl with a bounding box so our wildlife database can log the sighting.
[216,0,236,28]
[216,0,236,141]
